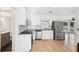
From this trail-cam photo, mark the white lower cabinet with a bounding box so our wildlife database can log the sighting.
[70,34,75,45]
[33,30,53,40]
[65,33,75,45]
[65,33,69,45]
[65,33,75,51]
[16,34,31,52]
[42,30,53,40]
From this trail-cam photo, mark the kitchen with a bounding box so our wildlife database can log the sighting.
[12,7,78,52]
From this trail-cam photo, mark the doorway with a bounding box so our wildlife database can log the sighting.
[0,7,14,52]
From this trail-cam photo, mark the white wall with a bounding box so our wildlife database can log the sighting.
[30,14,74,25]
[13,7,26,51]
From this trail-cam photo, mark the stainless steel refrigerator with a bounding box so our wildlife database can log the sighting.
[52,21,65,39]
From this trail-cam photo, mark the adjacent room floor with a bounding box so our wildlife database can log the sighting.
[1,41,12,52]
[31,40,71,52]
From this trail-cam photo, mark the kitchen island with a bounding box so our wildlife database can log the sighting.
[15,30,32,52]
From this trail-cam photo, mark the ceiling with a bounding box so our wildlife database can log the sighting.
[27,7,79,15]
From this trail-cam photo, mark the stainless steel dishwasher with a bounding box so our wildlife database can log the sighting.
[35,30,42,40]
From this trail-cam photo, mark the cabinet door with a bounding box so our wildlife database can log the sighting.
[70,34,75,45]
[65,33,69,45]
[46,31,53,39]
[19,35,27,51]
[42,30,53,40]
[41,31,46,40]
[18,35,31,52]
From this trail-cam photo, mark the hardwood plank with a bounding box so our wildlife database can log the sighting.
[31,40,71,52]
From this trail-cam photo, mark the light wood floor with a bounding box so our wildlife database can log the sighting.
[31,40,71,52]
